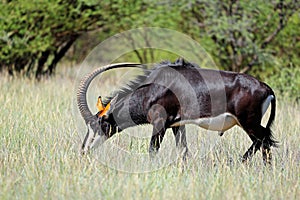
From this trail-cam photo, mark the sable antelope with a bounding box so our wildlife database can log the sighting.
[77,59,277,164]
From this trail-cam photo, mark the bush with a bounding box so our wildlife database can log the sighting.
[265,64,300,102]
[0,0,103,78]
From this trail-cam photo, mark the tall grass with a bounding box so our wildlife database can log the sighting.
[0,69,299,199]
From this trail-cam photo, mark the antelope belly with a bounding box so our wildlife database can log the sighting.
[171,112,239,132]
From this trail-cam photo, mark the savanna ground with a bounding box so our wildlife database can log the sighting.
[0,66,299,199]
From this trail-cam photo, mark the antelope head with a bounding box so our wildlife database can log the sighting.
[77,63,140,155]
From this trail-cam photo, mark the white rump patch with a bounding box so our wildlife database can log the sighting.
[262,95,274,116]
[171,112,240,132]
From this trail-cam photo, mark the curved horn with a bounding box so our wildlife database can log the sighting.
[77,63,143,124]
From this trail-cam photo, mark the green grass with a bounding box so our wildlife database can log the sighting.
[0,68,299,199]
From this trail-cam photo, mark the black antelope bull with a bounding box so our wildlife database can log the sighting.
[77,59,277,164]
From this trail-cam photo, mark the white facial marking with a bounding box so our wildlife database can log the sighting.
[89,134,107,149]
[82,123,108,154]
[82,123,97,154]
[171,112,240,132]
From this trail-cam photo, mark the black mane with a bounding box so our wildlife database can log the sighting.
[103,58,198,105]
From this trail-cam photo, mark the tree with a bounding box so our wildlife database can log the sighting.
[1,0,299,82]
[70,0,182,64]
[0,0,103,78]
[178,0,300,73]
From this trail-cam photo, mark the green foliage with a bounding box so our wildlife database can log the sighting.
[71,0,182,64]
[271,13,300,69]
[178,0,300,73]
[265,65,300,102]
[0,0,103,78]
[114,49,180,64]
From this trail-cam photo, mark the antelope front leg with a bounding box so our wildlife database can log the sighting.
[149,123,166,159]
[147,104,167,159]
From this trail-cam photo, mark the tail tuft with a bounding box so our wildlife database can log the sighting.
[265,127,279,148]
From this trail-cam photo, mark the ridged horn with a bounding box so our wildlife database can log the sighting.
[77,63,143,124]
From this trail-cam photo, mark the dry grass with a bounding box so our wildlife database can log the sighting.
[0,68,299,199]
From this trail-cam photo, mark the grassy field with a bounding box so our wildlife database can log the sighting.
[0,68,299,200]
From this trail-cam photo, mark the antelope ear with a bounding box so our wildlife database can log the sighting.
[96,96,105,112]
[99,95,118,117]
